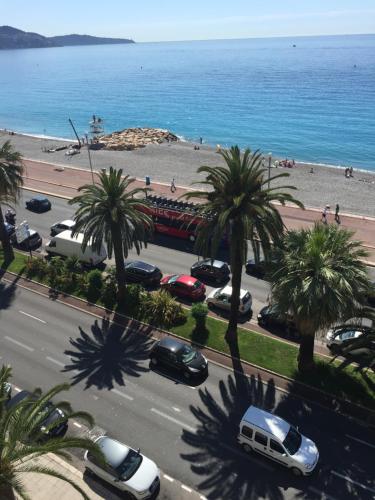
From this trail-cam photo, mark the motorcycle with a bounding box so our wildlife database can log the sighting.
[5,210,16,225]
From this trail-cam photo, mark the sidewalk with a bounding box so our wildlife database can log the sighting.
[22,158,375,265]
[16,453,104,500]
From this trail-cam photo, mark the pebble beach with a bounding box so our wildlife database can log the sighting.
[1,130,374,218]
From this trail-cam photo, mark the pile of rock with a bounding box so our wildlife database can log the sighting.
[98,127,178,151]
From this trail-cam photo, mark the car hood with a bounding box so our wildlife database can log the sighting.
[125,455,159,492]
[292,435,319,469]
[187,352,207,370]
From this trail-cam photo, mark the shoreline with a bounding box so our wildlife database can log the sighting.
[1,127,374,176]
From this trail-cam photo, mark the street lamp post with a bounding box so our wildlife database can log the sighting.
[268,152,272,190]
[85,133,95,184]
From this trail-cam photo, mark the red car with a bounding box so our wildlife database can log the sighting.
[160,274,206,300]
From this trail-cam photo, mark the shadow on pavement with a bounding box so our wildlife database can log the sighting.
[0,270,21,312]
[63,317,153,390]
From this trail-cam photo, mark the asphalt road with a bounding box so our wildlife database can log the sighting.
[0,283,374,500]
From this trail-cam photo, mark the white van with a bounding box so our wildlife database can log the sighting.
[45,230,107,266]
[238,406,319,476]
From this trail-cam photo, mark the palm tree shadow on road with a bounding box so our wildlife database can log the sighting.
[63,317,153,390]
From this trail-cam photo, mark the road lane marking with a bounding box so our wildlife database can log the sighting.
[111,388,134,401]
[13,386,21,392]
[73,422,83,428]
[181,484,192,493]
[308,486,337,500]
[200,496,208,500]
[46,356,65,367]
[150,408,196,433]
[163,474,174,482]
[5,336,34,352]
[331,471,375,494]
[19,310,46,323]
[345,434,375,450]
[172,407,181,412]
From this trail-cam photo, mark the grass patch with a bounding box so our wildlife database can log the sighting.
[0,248,27,274]
[172,312,375,409]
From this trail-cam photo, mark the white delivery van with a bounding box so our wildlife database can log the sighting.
[45,230,107,266]
[238,406,319,476]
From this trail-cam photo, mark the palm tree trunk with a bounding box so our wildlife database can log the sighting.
[225,236,242,345]
[297,321,316,372]
[0,206,14,264]
[111,227,126,306]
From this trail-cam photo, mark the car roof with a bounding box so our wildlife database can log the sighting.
[218,286,249,299]
[97,436,130,468]
[126,260,156,272]
[56,219,75,227]
[242,406,290,441]
[197,259,227,268]
[176,274,199,286]
[33,195,49,201]
[157,336,185,352]
[28,229,39,237]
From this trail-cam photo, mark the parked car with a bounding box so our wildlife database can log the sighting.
[4,221,15,236]
[206,285,252,314]
[84,436,160,499]
[326,325,374,353]
[11,229,42,250]
[45,230,107,266]
[150,337,208,379]
[25,195,51,212]
[190,258,230,283]
[238,405,319,476]
[124,260,162,286]
[257,305,299,338]
[6,390,68,440]
[245,259,267,278]
[160,274,206,301]
[50,219,75,236]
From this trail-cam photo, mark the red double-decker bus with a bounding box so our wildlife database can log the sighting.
[139,195,204,241]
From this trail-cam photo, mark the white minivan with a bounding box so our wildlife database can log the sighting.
[238,406,319,476]
[45,230,107,266]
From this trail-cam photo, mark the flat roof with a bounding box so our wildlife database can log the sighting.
[56,230,84,243]
[242,406,290,442]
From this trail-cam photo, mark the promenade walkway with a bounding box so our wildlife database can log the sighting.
[23,158,375,264]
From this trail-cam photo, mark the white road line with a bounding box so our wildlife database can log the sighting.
[46,356,65,367]
[111,388,134,401]
[181,484,192,493]
[19,310,46,324]
[331,471,375,494]
[308,486,337,500]
[200,496,208,500]
[172,407,181,413]
[5,336,34,352]
[346,434,375,450]
[150,408,196,433]
[163,474,174,482]
[13,386,21,392]
[73,422,83,429]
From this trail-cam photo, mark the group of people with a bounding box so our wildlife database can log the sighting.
[322,204,341,225]
[279,158,296,168]
[345,166,354,178]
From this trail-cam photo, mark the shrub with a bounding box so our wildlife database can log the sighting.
[144,290,187,328]
[64,256,82,274]
[25,257,48,278]
[122,284,144,317]
[191,302,209,330]
[86,269,103,302]
[101,272,117,310]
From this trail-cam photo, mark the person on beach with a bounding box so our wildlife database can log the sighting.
[349,166,354,177]
[199,137,203,144]
[309,167,314,174]
[170,178,176,193]
[335,204,340,224]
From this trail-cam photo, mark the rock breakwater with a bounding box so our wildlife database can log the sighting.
[98,127,178,151]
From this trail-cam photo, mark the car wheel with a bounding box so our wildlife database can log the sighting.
[242,443,253,454]
[150,357,158,366]
[291,467,303,477]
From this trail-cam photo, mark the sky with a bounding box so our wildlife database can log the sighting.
[1,0,374,42]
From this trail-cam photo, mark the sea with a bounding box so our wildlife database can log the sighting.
[0,34,374,171]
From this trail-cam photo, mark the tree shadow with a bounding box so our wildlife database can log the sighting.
[0,271,22,312]
[191,326,210,346]
[180,373,306,500]
[63,317,153,390]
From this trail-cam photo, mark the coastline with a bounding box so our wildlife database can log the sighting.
[1,128,374,218]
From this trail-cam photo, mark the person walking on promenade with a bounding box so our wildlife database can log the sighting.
[335,203,341,224]
[321,205,328,224]
[170,178,176,193]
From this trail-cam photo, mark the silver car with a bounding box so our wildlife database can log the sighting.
[84,436,159,499]
[206,285,252,314]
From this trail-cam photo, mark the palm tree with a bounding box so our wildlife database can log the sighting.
[270,223,372,372]
[69,167,153,302]
[0,141,23,264]
[184,146,303,345]
[0,365,103,500]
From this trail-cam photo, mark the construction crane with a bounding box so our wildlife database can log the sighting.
[68,118,81,149]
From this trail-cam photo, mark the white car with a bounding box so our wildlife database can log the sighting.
[206,285,252,314]
[84,436,160,499]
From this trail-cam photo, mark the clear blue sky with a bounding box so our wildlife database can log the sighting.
[2,0,375,42]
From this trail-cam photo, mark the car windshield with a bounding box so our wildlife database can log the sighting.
[283,426,302,455]
[168,275,179,283]
[192,280,202,289]
[115,449,143,481]
[178,345,197,364]
[242,292,251,304]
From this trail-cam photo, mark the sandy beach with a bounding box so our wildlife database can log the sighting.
[1,130,374,218]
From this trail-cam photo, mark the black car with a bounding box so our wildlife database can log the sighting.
[26,195,51,212]
[257,305,299,338]
[6,390,68,440]
[190,259,230,283]
[4,221,15,236]
[11,229,42,250]
[150,337,208,379]
[124,260,162,286]
[245,259,267,278]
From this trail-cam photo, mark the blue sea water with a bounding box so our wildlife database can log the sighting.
[0,34,374,171]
